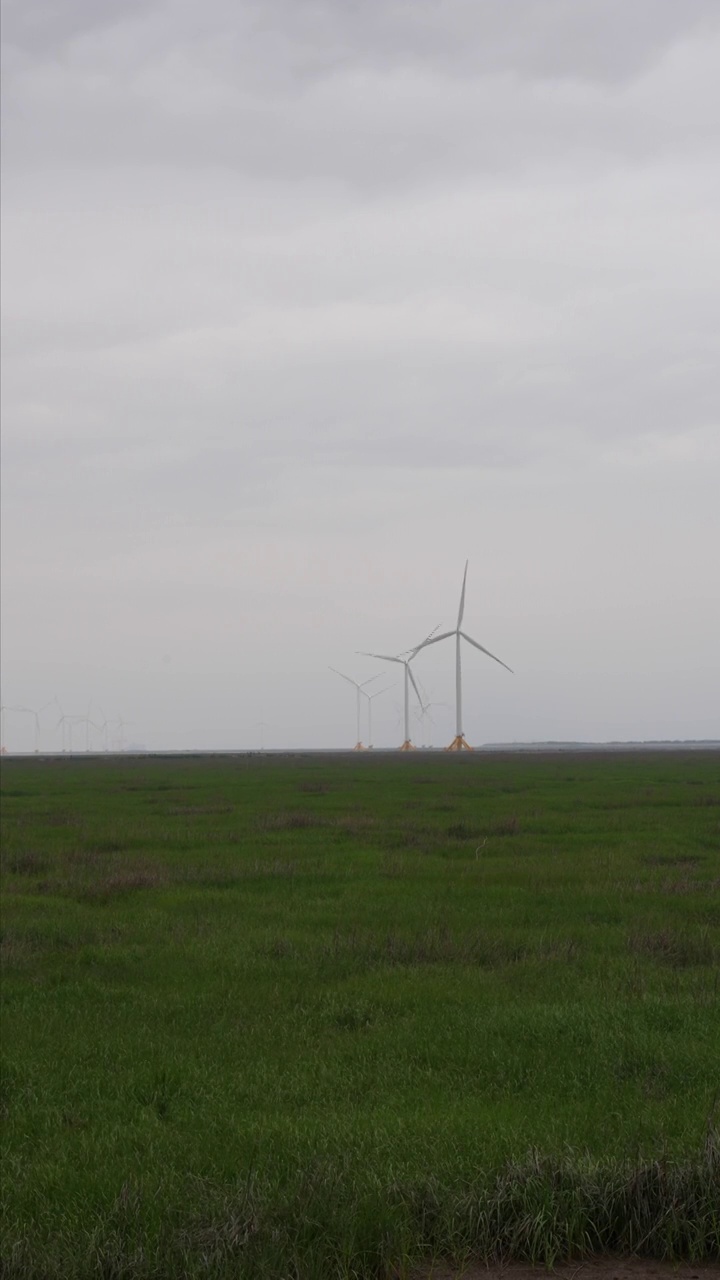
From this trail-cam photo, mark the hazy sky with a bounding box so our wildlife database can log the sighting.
[2,0,719,751]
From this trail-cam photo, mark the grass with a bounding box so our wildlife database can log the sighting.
[1,749,719,1278]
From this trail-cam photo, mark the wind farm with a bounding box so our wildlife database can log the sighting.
[2,563,718,1280]
[2,559,717,758]
[1,563,515,756]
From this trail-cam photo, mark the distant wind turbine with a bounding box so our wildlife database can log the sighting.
[356,652,421,751]
[358,624,441,752]
[362,683,394,750]
[329,669,381,749]
[411,561,512,751]
[55,709,76,754]
[83,700,94,753]
[95,707,111,752]
[32,700,55,753]
[415,700,447,749]
[114,718,131,752]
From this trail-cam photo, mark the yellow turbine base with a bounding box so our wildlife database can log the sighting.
[399,740,416,751]
[445,735,473,752]
[353,742,366,751]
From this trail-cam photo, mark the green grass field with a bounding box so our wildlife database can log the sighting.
[1,750,719,1278]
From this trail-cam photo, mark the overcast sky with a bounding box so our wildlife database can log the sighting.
[2,0,719,752]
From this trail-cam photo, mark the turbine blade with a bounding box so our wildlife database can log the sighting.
[329,667,359,690]
[369,685,394,700]
[357,651,404,665]
[359,672,384,688]
[407,664,424,708]
[410,630,455,656]
[457,560,468,628]
[459,630,513,673]
[398,622,443,657]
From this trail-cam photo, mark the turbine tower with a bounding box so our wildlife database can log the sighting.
[329,669,381,749]
[412,561,512,751]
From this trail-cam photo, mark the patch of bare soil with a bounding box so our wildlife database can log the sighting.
[412,1261,720,1280]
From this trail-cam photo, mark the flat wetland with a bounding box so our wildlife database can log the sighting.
[1,750,719,1278]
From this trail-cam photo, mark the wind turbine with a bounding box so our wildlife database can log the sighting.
[329,669,381,749]
[31,700,55,753]
[362,683,394,750]
[83,700,94,753]
[114,718,131,752]
[358,625,440,752]
[415,700,447,749]
[55,710,75,754]
[95,707,111,753]
[411,561,512,751]
[357,649,424,751]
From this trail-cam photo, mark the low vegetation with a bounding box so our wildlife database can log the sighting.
[1,750,719,1277]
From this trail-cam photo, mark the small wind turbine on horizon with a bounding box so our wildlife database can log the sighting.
[114,717,132,752]
[362,683,394,750]
[329,669,382,750]
[94,707,112,753]
[83,700,94,753]
[415,700,448,749]
[53,699,73,753]
[412,561,513,751]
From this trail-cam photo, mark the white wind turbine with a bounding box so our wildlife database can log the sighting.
[329,669,381,750]
[362,683,394,750]
[31,700,55,753]
[358,625,441,752]
[52,698,70,753]
[412,561,512,751]
[356,650,423,751]
[415,700,447,749]
[82,700,94,753]
[114,717,131,752]
[95,707,112,753]
[55,710,76,754]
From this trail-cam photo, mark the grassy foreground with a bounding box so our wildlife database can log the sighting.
[1,750,719,1278]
